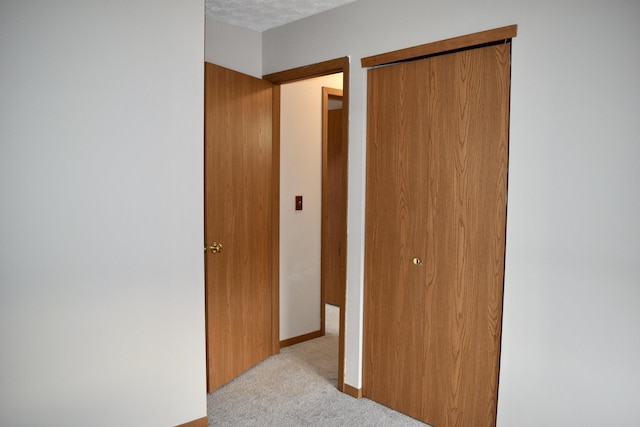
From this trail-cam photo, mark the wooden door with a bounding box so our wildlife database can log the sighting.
[363,42,511,426]
[204,62,274,392]
[321,88,346,308]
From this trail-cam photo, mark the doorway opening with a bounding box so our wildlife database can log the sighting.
[277,73,343,352]
[265,57,349,391]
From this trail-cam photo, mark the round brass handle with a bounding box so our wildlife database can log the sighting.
[210,242,223,254]
[412,257,422,265]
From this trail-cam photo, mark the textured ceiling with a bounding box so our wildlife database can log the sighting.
[205,0,358,32]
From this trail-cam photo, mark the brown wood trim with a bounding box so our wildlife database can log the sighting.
[343,383,363,399]
[361,25,517,68]
[175,416,208,427]
[203,62,213,393]
[264,57,349,85]
[280,329,324,348]
[336,61,349,393]
[320,302,326,336]
[271,84,281,356]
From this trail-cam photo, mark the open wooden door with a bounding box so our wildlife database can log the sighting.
[204,62,275,392]
[321,87,346,308]
[363,28,514,426]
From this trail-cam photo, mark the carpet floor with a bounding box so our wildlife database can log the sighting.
[206,305,429,426]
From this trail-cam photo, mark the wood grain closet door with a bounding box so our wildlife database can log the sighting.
[363,42,511,427]
[204,63,273,392]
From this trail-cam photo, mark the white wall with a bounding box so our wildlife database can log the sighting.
[263,0,640,425]
[280,74,343,341]
[0,1,206,426]
[205,18,262,78]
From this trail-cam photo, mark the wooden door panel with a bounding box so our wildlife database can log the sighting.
[323,106,346,307]
[204,63,273,392]
[426,44,511,427]
[363,59,434,415]
[364,43,511,427]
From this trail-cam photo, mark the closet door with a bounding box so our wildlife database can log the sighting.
[363,41,511,427]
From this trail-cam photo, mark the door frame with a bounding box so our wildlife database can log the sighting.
[264,57,350,392]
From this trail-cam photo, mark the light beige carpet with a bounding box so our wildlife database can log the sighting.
[206,304,428,426]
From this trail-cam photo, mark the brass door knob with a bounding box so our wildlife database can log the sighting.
[210,242,223,254]
[412,257,422,265]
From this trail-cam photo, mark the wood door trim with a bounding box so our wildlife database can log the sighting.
[264,57,348,84]
[271,85,281,355]
[342,383,363,399]
[361,25,517,68]
[280,329,324,348]
[174,416,208,427]
[264,57,349,393]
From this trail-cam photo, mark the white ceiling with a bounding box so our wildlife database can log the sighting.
[204,0,358,32]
